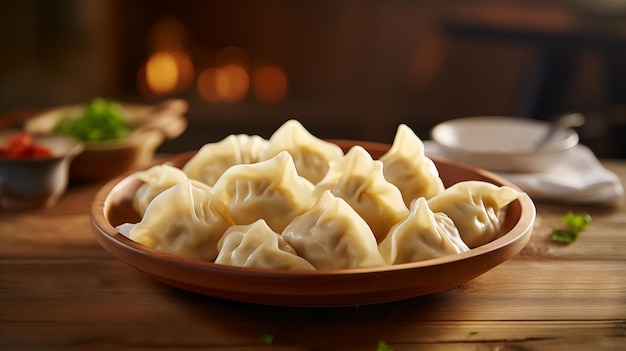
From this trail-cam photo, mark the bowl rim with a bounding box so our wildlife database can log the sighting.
[431,115,579,155]
[92,166,535,276]
[0,129,84,163]
[89,140,536,306]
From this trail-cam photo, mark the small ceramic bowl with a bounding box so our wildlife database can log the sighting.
[24,99,188,181]
[0,131,84,211]
[431,116,579,173]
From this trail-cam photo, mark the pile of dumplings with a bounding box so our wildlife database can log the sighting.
[119,120,521,271]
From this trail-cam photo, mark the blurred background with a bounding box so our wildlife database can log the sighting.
[1,0,625,157]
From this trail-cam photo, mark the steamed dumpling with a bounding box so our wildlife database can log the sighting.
[262,119,344,184]
[129,180,234,261]
[212,151,316,233]
[378,197,469,265]
[380,124,445,206]
[183,134,269,186]
[314,145,409,242]
[281,190,386,270]
[428,181,520,248]
[215,219,315,270]
[132,164,191,216]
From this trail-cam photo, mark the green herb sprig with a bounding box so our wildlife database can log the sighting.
[55,97,130,142]
[550,212,591,244]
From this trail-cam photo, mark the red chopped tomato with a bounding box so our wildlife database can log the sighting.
[0,133,53,158]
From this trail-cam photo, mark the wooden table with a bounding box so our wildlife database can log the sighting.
[1,161,625,351]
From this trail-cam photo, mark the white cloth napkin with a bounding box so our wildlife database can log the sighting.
[424,141,624,204]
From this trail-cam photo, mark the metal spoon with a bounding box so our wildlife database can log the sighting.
[534,112,585,150]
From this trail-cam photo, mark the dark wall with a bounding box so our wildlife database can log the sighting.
[1,0,624,156]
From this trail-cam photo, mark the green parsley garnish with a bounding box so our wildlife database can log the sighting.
[55,97,130,142]
[377,340,394,351]
[550,212,591,244]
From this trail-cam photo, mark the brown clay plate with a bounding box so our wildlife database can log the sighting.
[90,140,536,307]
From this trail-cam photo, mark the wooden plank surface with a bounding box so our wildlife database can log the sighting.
[1,162,625,350]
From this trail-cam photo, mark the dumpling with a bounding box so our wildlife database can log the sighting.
[428,181,521,248]
[129,180,234,261]
[212,151,316,233]
[215,219,315,270]
[261,119,344,184]
[281,190,386,270]
[183,134,269,186]
[380,124,445,206]
[314,145,409,242]
[132,164,190,216]
[378,197,469,265]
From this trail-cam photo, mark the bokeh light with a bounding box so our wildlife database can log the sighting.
[217,63,250,102]
[138,16,194,96]
[140,50,194,95]
[146,52,178,94]
[197,64,250,103]
[252,65,288,104]
[137,25,285,103]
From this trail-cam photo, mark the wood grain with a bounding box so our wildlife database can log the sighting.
[1,161,624,350]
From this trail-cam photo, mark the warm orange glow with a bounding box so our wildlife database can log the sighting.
[252,65,288,104]
[142,51,194,96]
[138,17,195,96]
[197,64,250,103]
[146,52,179,94]
[139,43,272,102]
[217,64,249,102]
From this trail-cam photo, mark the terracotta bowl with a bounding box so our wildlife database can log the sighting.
[25,99,187,182]
[90,140,536,307]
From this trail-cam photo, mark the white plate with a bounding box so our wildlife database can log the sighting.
[431,116,578,173]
